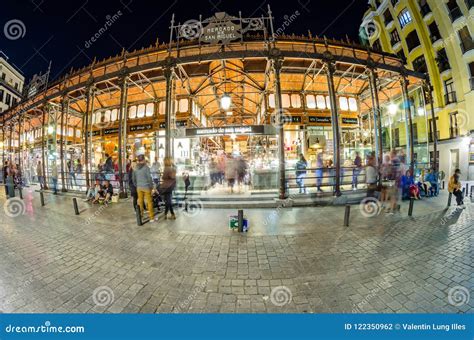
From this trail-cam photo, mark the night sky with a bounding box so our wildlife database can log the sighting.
[0,0,369,83]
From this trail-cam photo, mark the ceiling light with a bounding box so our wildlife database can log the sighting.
[220,94,232,110]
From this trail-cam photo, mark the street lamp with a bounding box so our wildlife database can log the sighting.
[388,103,398,116]
[47,125,54,134]
[220,94,232,110]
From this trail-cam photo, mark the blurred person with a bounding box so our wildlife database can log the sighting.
[352,151,362,190]
[365,156,378,197]
[36,160,44,190]
[387,150,402,214]
[3,160,9,195]
[150,158,161,188]
[84,179,101,202]
[133,154,156,222]
[93,179,114,204]
[128,161,138,211]
[425,168,438,197]
[295,154,308,194]
[104,153,114,173]
[182,172,191,199]
[51,161,59,195]
[161,157,176,220]
[225,155,237,193]
[315,153,324,192]
[237,156,248,191]
[448,169,464,209]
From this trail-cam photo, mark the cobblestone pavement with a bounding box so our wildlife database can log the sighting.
[0,188,472,314]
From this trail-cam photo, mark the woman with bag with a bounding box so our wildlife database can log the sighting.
[161,157,177,220]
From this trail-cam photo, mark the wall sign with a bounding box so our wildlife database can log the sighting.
[103,128,119,135]
[185,125,265,137]
[308,116,331,124]
[159,121,187,129]
[342,117,358,125]
[129,124,153,132]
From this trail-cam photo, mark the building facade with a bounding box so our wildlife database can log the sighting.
[0,51,24,113]
[361,0,474,180]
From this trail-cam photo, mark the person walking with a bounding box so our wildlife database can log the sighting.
[365,156,378,197]
[133,154,156,222]
[315,153,324,192]
[36,160,44,190]
[51,161,59,194]
[448,168,464,209]
[352,151,362,190]
[5,161,16,198]
[160,157,176,220]
[295,154,308,194]
[128,161,138,212]
[3,161,9,196]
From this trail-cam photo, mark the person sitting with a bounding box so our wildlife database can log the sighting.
[93,180,113,204]
[85,179,101,202]
[400,170,415,200]
[425,169,438,197]
[448,169,464,209]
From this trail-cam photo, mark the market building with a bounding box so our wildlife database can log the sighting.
[0,10,430,199]
[360,0,474,180]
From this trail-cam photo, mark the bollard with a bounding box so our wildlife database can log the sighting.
[18,187,23,199]
[447,192,452,207]
[408,197,415,217]
[238,209,244,233]
[465,184,469,197]
[40,191,45,206]
[135,205,143,226]
[442,180,445,190]
[343,204,350,227]
[72,197,80,215]
[470,186,473,198]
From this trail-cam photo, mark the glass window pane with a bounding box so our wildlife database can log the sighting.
[111,109,118,121]
[179,98,188,113]
[348,98,358,112]
[290,94,301,108]
[145,103,154,117]
[316,95,326,109]
[282,94,290,108]
[268,94,275,108]
[325,96,331,109]
[129,105,137,119]
[158,101,165,114]
[137,104,145,118]
[68,128,73,137]
[306,94,316,109]
[339,97,349,111]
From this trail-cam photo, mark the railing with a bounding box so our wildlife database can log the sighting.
[444,91,457,105]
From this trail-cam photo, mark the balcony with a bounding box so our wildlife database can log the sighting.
[448,6,463,22]
[444,91,457,105]
[466,0,474,9]
[420,3,431,17]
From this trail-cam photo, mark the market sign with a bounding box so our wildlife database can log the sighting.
[87,130,101,137]
[308,116,331,124]
[103,127,119,135]
[271,115,302,124]
[185,125,266,137]
[342,117,358,125]
[129,124,153,132]
[201,13,241,45]
[159,121,187,129]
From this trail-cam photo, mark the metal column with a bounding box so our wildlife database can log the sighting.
[41,106,48,189]
[401,76,415,174]
[368,69,384,166]
[117,74,128,198]
[424,81,438,172]
[271,52,286,199]
[325,57,342,196]
[164,60,174,159]
[60,97,68,192]
[84,86,94,189]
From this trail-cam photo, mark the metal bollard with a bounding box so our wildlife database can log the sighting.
[135,205,143,226]
[40,191,45,206]
[18,187,23,199]
[72,197,80,215]
[465,184,469,197]
[408,197,415,217]
[238,209,244,233]
[447,192,452,207]
[470,186,473,198]
[442,181,445,190]
[343,204,350,227]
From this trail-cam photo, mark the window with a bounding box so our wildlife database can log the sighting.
[468,62,474,90]
[158,101,166,114]
[290,94,301,108]
[0,89,3,102]
[419,0,431,16]
[428,22,441,43]
[104,110,111,123]
[129,105,137,119]
[383,10,393,25]
[305,94,316,109]
[398,8,412,28]
[5,93,11,106]
[390,29,401,45]
[316,95,326,109]
[436,48,450,73]
[412,55,427,74]
[396,50,407,64]
[137,104,145,118]
[405,30,421,51]
[372,39,381,51]
[111,108,118,122]
[178,98,188,112]
[1,73,5,80]
[450,112,460,138]
[145,103,154,117]
[325,96,331,109]
[446,0,462,22]
[268,94,275,108]
[444,79,457,104]
[281,94,291,108]
[348,98,358,112]
[394,128,400,147]
[339,97,349,111]
[412,123,418,144]
[14,83,18,90]
[391,0,399,6]
[458,26,474,54]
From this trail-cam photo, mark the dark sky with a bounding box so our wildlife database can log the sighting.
[0,0,369,83]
